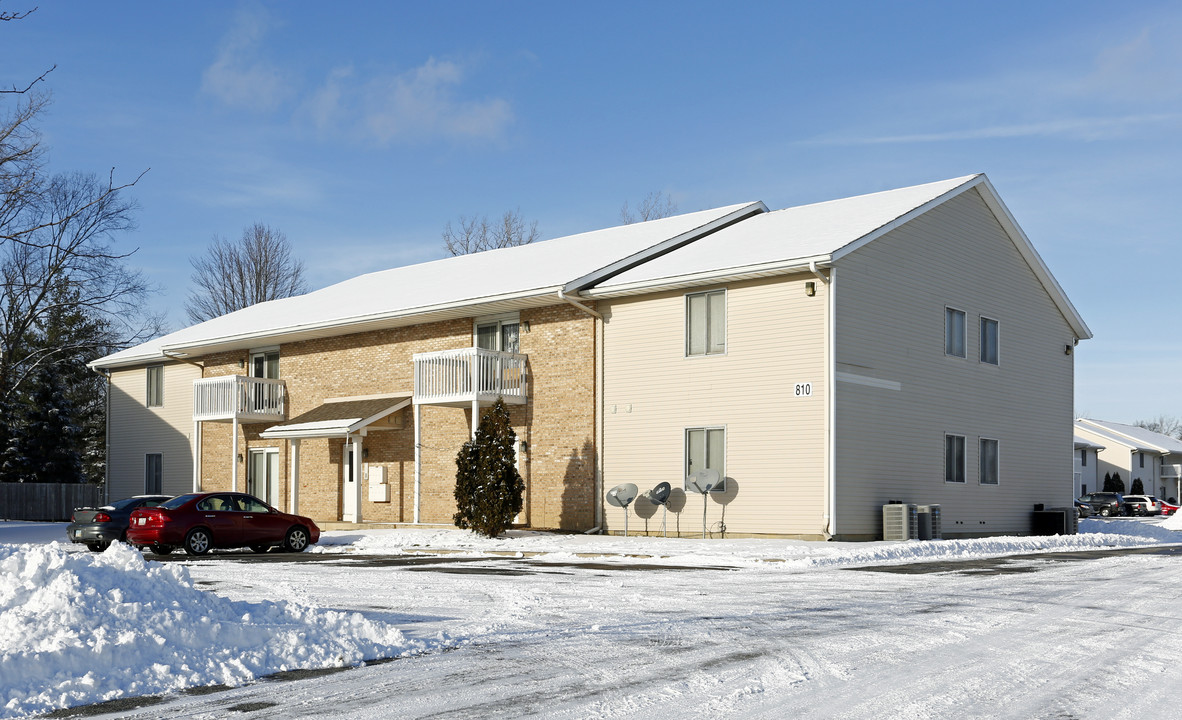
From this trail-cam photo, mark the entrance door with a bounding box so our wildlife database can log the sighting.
[248,449,279,507]
[342,445,358,522]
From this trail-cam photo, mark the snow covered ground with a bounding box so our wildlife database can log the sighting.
[3,517,1182,718]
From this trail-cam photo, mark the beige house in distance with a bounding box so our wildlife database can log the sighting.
[1074,419,1182,501]
[92,174,1089,540]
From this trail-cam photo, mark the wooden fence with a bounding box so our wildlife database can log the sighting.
[0,483,103,522]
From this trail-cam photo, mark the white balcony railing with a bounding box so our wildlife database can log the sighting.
[413,347,528,406]
[193,375,287,422]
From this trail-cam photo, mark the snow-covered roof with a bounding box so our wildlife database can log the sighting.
[1074,434,1105,450]
[260,394,412,439]
[578,174,1091,341]
[1075,419,1182,456]
[92,202,763,368]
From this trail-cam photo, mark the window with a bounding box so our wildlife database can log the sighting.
[146,365,163,407]
[980,317,999,365]
[686,290,726,356]
[686,427,725,486]
[945,308,966,358]
[1080,449,1087,467]
[250,349,280,379]
[475,315,520,353]
[145,454,163,494]
[1139,452,1145,468]
[945,434,966,483]
[979,438,999,485]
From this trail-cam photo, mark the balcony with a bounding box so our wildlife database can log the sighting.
[193,375,287,423]
[413,347,528,407]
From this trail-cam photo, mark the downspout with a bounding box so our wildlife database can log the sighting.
[100,368,111,504]
[558,288,604,533]
[810,261,836,539]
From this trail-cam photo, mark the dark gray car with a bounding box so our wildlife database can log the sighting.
[1077,492,1125,518]
[67,495,172,551]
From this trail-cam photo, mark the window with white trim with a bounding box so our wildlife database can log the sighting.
[145,453,163,494]
[980,317,999,365]
[686,290,726,357]
[146,365,163,407]
[685,427,725,485]
[249,349,280,379]
[945,434,966,483]
[1080,449,1087,467]
[945,308,966,358]
[979,438,999,485]
[475,313,520,353]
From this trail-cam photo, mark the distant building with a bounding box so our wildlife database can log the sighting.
[1074,419,1182,501]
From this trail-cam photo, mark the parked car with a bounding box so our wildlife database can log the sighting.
[1122,495,1162,516]
[66,495,173,552]
[1074,500,1093,519]
[1077,492,1125,517]
[1161,500,1179,517]
[127,492,320,556]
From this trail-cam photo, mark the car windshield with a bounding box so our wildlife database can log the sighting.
[160,494,200,510]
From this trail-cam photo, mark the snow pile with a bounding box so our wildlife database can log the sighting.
[1161,511,1182,531]
[0,542,423,718]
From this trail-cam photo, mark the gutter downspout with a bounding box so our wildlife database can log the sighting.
[809,261,835,539]
[559,288,604,534]
[99,368,111,504]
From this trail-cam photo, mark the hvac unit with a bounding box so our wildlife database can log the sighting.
[1031,507,1076,536]
[882,503,918,541]
[916,505,942,540]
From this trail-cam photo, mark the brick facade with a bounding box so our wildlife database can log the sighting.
[197,303,597,530]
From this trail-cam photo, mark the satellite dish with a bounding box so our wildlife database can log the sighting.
[606,483,638,508]
[649,482,671,506]
[685,469,721,495]
[606,483,639,537]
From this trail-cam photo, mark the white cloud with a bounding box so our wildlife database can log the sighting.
[201,3,293,112]
[809,114,1181,146]
[302,57,513,144]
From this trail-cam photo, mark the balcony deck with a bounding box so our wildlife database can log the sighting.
[413,347,528,407]
[193,375,287,423]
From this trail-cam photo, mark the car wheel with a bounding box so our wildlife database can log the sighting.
[1100,507,1111,517]
[250,544,271,554]
[283,526,309,553]
[151,544,174,555]
[86,542,108,552]
[184,528,211,556]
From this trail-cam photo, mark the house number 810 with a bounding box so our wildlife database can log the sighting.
[795,383,812,397]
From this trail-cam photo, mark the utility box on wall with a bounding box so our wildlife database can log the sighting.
[368,466,389,502]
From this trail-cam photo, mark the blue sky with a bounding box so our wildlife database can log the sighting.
[2,1,1179,423]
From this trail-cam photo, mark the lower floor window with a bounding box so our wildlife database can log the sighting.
[686,427,725,488]
[979,438,999,485]
[145,454,163,494]
[944,434,965,483]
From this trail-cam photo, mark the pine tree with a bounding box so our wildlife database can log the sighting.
[1102,473,1114,492]
[453,399,524,538]
[1131,478,1145,495]
[1112,472,1125,494]
[5,363,84,483]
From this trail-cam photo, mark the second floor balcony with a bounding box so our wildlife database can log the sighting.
[413,347,528,407]
[193,375,287,423]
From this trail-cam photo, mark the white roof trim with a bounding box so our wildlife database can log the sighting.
[580,255,832,299]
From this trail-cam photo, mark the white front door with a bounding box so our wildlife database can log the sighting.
[342,445,358,522]
[248,449,279,506]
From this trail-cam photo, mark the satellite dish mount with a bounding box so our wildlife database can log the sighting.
[605,483,639,537]
[685,469,721,539]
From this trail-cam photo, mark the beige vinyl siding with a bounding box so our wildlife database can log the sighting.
[833,187,1077,538]
[107,362,199,500]
[602,274,827,537]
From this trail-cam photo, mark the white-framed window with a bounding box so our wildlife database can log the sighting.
[249,348,280,379]
[1080,449,1087,467]
[145,453,163,494]
[980,317,999,365]
[979,438,999,485]
[945,434,966,483]
[945,307,966,358]
[1139,452,1145,469]
[685,426,725,487]
[686,289,726,357]
[248,448,280,507]
[146,365,163,407]
[475,313,520,353]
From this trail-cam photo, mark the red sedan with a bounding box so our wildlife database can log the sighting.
[1161,500,1179,517]
[128,492,320,556]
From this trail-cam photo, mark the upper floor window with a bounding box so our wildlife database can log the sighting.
[945,308,966,358]
[1139,452,1145,469]
[945,434,966,483]
[980,317,999,365]
[475,314,520,353]
[686,290,726,357]
[1080,449,1087,467]
[979,438,999,485]
[250,349,280,379]
[146,365,163,407]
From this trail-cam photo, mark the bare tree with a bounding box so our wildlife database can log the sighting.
[442,209,539,256]
[1135,415,1182,440]
[186,223,309,323]
[620,190,679,224]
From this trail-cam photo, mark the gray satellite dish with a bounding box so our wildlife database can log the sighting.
[606,483,639,536]
[685,469,721,538]
[648,482,672,537]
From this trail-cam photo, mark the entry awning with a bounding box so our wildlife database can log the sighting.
[260,392,412,439]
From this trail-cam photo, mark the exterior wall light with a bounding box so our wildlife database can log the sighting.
[805,281,816,297]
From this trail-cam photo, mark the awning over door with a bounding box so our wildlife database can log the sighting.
[260,392,412,439]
